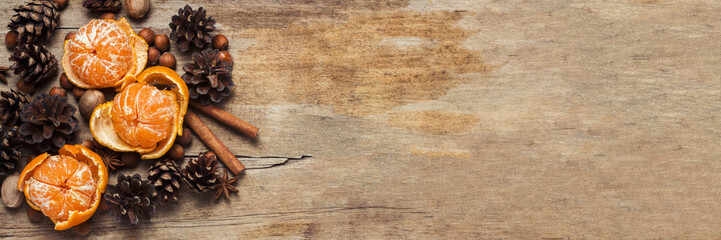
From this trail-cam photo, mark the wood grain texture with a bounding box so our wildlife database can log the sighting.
[1,0,721,238]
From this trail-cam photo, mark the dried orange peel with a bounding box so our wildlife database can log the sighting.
[18,145,108,230]
[90,66,189,159]
[62,18,148,89]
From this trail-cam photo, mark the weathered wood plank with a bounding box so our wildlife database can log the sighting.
[1,0,721,239]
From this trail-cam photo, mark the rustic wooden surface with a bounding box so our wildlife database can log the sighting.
[2,0,721,238]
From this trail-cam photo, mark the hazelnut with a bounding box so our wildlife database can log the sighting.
[64,32,76,41]
[81,139,95,151]
[52,0,68,10]
[159,53,176,69]
[27,208,44,223]
[154,34,170,52]
[176,128,193,147]
[148,47,161,65]
[74,221,92,235]
[97,197,112,212]
[2,173,23,208]
[121,152,140,168]
[99,12,115,20]
[49,86,67,97]
[59,73,74,90]
[73,87,86,98]
[138,28,155,45]
[5,31,17,48]
[79,90,106,119]
[219,51,233,65]
[17,80,34,93]
[166,144,184,161]
[212,34,229,50]
[124,0,150,19]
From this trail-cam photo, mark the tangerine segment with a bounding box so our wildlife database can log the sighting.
[24,155,97,224]
[112,82,178,148]
[67,19,133,88]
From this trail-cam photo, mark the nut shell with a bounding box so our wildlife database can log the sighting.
[219,51,233,65]
[212,34,229,50]
[64,32,76,41]
[5,31,17,48]
[2,173,23,208]
[176,128,193,146]
[73,87,86,98]
[59,73,74,90]
[16,80,34,93]
[154,34,170,52]
[99,12,116,20]
[49,86,67,97]
[138,28,155,45]
[166,144,184,161]
[124,0,151,19]
[148,47,160,65]
[160,53,176,69]
[79,90,106,119]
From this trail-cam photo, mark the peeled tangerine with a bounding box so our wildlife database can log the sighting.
[90,66,189,159]
[18,145,108,230]
[62,18,148,89]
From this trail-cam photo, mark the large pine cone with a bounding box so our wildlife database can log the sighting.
[18,93,79,153]
[148,159,182,205]
[169,5,216,52]
[104,174,156,225]
[182,48,233,105]
[82,0,121,12]
[9,43,58,85]
[8,0,60,44]
[0,89,31,127]
[181,151,219,192]
[0,126,24,179]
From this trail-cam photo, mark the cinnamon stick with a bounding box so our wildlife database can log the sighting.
[189,101,258,138]
[185,110,245,174]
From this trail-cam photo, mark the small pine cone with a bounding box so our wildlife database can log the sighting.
[0,126,24,178]
[18,93,79,153]
[169,5,216,52]
[0,89,31,127]
[181,151,219,192]
[82,0,121,12]
[104,174,156,225]
[10,43,59,85]
[148,159,182,205]
[182,48,233,105]
[8,0,61,44]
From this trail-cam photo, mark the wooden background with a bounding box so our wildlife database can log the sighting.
[2,0,721,238]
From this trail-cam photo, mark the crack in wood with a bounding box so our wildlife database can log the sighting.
[240,155,313,170]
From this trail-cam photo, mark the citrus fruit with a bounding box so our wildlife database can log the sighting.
[62,18,148,89]
[90,66,189,159]
[18,145,108,230]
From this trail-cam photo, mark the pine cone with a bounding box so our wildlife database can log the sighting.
[0,89,31,127]
[82,0,121,12]
[148,159,182,205]
[10,43,58,85]
[104,174,156,225]
[182,48,233,105]
[8,0,60,44]
[181,151,219,192]
[0,126,24,179]
[18,93,79,153]
[169,5,216,52]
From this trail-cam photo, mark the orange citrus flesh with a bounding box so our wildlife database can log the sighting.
[18,145,108,230]
[67,19,132,87]
[62,18,148,89]
[112,82,178,149]
[90,66,189,159]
